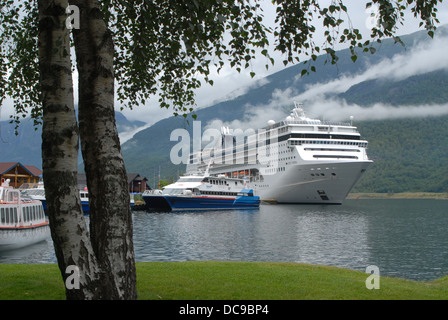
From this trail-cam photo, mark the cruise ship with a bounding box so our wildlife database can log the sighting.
[186,103,372,204]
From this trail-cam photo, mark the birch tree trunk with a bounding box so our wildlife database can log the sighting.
[70,0,137,300]
[38,0,103,299]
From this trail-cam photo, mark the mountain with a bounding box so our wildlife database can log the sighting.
[0,111,146,168]
[354,116,448,193]
[121,26,448,192]
[2,26,447,193]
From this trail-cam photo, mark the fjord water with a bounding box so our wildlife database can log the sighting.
[1,199,447,281]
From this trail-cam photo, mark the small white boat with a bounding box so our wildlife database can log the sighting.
[19,180,46,209]
[21,182,136,214]
[0,179,50,251]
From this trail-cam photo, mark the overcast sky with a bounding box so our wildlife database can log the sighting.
[1,0,448,128]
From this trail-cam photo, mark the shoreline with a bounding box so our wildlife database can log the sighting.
[347,192,448,200]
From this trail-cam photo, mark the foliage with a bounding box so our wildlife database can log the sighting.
[1,0,444,124]
[0,0,40,129]
[354,115,448,193]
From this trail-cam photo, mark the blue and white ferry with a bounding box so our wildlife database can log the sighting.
[142,168,260,212]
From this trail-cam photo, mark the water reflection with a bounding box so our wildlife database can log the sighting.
[292,206,370,271]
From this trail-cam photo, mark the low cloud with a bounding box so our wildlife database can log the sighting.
[306,99,448,122]
[238,33,448,124]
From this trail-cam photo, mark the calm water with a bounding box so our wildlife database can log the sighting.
[1,199,447,281]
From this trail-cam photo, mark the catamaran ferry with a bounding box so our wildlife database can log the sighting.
[186,103,372,204]
[142,165,260,211]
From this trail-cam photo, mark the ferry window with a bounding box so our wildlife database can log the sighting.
[13,208,17,223]
[5,208,9,224]
[1,208,4,224]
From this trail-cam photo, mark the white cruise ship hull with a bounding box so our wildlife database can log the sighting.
[251,160,371,204]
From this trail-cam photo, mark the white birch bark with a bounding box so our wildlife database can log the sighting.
[70,0,137,299]
[38,0,102,300]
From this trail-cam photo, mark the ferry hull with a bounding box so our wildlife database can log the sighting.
[143,195,260,211]
[254,161,372,204]
[0,224,50,251]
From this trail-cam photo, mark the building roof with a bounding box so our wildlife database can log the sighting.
[127,173,148,183]
[0,162,42,177]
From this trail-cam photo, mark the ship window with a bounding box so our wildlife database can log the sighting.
[0,208,4,224]
[5,208,10,224]
[178,177,203,182]
[13,208,17,223]
[162,188,184,195]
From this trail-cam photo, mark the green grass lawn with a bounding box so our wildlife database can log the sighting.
[0,261,447,300]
